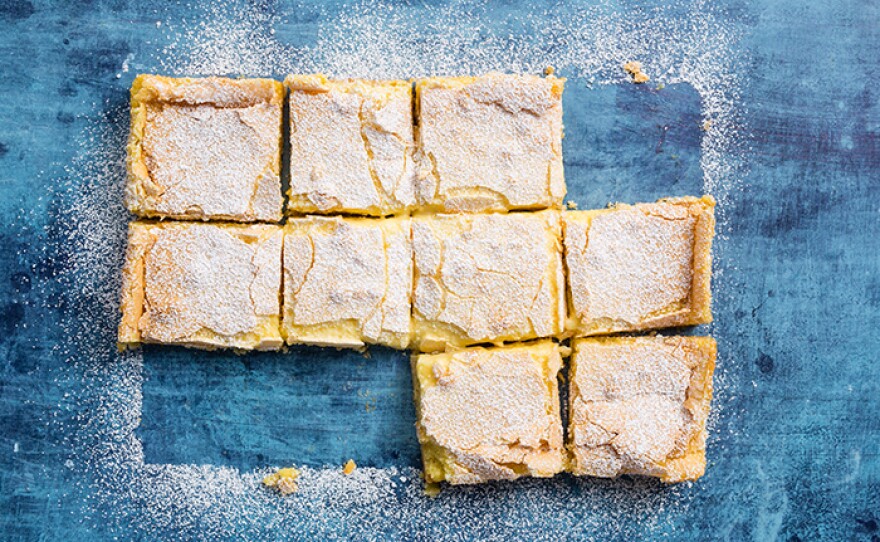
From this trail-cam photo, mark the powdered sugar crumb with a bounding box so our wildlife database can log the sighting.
[49,0,746,538]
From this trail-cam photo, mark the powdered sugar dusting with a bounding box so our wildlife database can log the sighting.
[563,198,716,335]
[159,0,745,217]
[285,77,417,215]
[51,0,747,538]
[137,103,283,220]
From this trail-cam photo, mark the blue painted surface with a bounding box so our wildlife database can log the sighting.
[141,345,420,469]
[1,0,878,541]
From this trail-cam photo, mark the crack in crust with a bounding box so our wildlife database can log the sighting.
[126,75,283,222]
[117,222,283,351]
[285,75,416,216]
[413,341,565,485]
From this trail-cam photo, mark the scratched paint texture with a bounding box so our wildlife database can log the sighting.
[0,0,878,541]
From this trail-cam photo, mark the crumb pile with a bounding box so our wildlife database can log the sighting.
[48,1,746,539]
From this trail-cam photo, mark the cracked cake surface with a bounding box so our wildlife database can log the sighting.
[563,195,715,335]
[126,74,284,222]
[412,341,565,485]
[282,216,412,349]
[118,222,283,350]
[411,210,566,352]
[567,336,716,483]
[415,73,566,213]
[285,74,417,216]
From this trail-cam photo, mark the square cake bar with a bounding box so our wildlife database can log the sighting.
[282,215,412,350]
[568,336,716,483]
[413,340,565,485]
[118,222,284,351]
[563,196,715,336]
[286,75,417,216]
[411,210,566,352]
[415,73,566,212]
[126,75,284,222]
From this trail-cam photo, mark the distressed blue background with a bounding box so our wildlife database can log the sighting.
[1,0,878,541]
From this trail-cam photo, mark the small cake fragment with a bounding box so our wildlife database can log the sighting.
[415,73,566,212]
[285,74,417,216]
[117,222,284,351]
[411,211,566,352]
[563,195,715,336]
[412,341,565,485]
[126,75,284,222]
[567,336,716,483]
[343,459,357,475]
[282,216,412,350]
[263,467,300,495]
[623,61,650,84]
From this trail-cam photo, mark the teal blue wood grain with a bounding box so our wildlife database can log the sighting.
[1,0,878,540]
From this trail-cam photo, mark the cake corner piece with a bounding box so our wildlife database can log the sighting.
[567,335,716,483]
[117,221,284,351]
[562,195,716,336]
[125,75,284,222]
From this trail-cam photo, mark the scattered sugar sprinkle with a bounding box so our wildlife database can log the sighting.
[46,0,747,539]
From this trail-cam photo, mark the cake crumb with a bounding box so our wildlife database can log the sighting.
[623,61,641,74]
[623,61,650,83]
[343,459,357,475]
[544,65,555,75]
[263,467,300,495]
[702,119,713,131]
[566,200,578,209]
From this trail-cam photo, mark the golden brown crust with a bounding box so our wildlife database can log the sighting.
[132,74,284,107]
[660,337,716,482]
[117,223,151,346]
[285,74,412,94]
[416,74,565,97]
[689,196,716,325]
